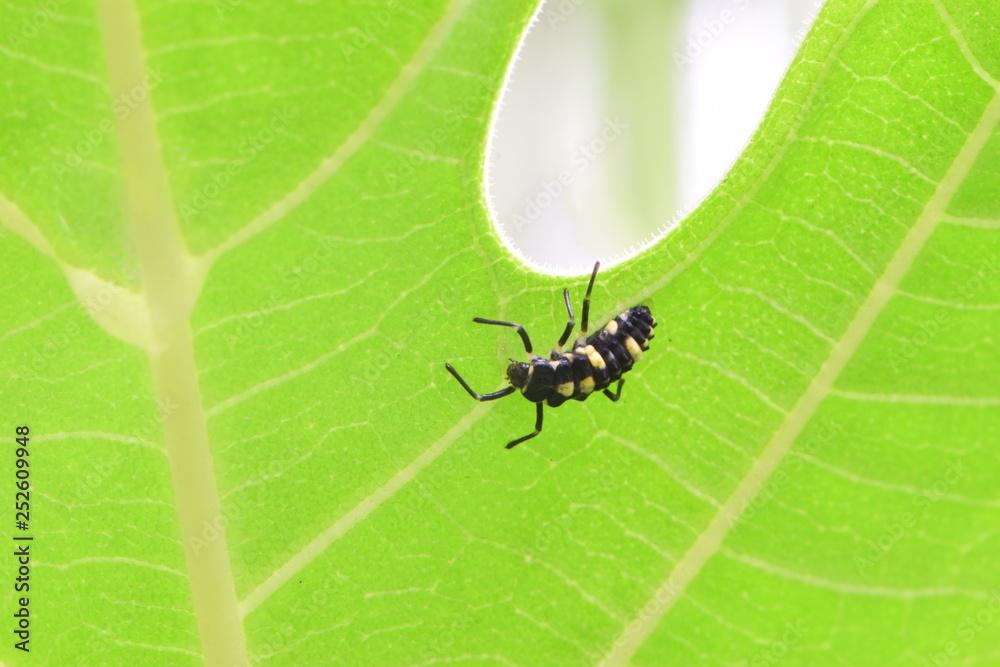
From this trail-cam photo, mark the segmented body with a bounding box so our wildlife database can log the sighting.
[516,305,656,407]
[444,261,658,449]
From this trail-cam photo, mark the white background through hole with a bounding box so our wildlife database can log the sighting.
[485,0,826,275]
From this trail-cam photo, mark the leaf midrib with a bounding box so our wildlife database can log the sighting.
[105,0,478,661]
[96,1,247,665]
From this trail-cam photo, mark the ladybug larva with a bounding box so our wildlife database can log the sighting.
[445,261,656,448]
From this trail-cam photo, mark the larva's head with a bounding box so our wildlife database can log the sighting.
[506,361,530,389]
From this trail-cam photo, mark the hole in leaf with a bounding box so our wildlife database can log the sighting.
[484,0,824,275]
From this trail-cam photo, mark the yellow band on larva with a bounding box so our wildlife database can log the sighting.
[549,359,575,396]
[585,344,606,370]
[623,335,643,362]
[579,376,595,394]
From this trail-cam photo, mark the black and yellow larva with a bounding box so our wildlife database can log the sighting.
[445,261,656,449]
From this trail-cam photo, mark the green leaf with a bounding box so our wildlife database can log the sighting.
[1,0,997,665]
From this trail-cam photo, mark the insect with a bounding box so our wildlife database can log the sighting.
[445,261,656,449]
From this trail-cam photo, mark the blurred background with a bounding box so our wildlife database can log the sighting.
[486,0,826,274]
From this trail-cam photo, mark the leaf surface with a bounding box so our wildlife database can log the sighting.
[0,0,997,665]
